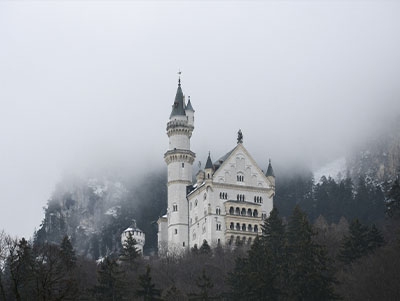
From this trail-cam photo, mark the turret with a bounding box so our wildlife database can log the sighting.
[266,159,275,187]
[121,220,145,254]
[205,152,214,180]
[185,96,195,126]
[164,76,196,252]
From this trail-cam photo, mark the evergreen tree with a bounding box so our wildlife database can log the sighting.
[164,283,184,301]
[191,244,199,255]
[338,219,370,264]
[120,232,140,269]
[367,224,385,251]
[60,235,76,269]
[228,256,251,300]
[9,238,34,301]
[386,178,400,219]
[286,205,338,300]
[229,208,287,300]
[189,268,215,300]
[199,240,211,255]
[94,256,126,301]
[136,265,161,301]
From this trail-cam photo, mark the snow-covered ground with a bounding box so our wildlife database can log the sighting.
[313,157,347,183]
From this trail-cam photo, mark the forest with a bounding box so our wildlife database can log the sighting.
[0,173,399,300]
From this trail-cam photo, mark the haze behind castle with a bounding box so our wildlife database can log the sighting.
[1,1,400,238]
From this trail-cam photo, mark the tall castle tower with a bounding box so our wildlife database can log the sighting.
[163,77,195,252]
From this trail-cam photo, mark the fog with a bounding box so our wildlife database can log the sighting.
[1,1,400,238]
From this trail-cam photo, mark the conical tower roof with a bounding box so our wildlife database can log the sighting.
[170,78,186,118]
[205,152,213,169]
[186,96,194,111]
[266,159,275,177]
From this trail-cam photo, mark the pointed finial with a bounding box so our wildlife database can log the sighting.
[177,70,182,86]
[237,129,243,144]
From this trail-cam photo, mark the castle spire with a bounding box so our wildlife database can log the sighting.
[205,151,213,170]
[266,159,275,177]
[186,95,194,111]
[170,72,186,118]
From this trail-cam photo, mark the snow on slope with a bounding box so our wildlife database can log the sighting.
[313,157,347,183]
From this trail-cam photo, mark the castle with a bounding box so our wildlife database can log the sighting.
[157,78,275,253]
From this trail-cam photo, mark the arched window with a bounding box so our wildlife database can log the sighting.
[237,194,239,201]
[216,223,221,231]
[229,207,234,215]
[229,235,234,245]
[260,197,263,203]
[254,196,256,202]
[248,237,252,244]
[236,223,240,231]
[235,207,240,215]
[224,193,227,199]
[242,224,246,231]
[216,207,221,215]
[247,208,252,216]
[173,204,178,212]
[248,224,253,231]
[195,200,198,207]
[253,209,258,217]
[208,174,210,179]
[175,229,178,234]
[241,208,246,216]
[230,222,234,230]
[254,225,258,233]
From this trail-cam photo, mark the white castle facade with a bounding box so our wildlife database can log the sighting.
[157,78,275,254]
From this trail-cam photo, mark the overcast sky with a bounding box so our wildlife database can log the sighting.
[1,1,400,238]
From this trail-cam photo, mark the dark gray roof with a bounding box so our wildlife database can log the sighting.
[186,97,194,111]
[170,81,186,118]
[266,159,275,177]
[205,152,213,169]
[212,145,237,171]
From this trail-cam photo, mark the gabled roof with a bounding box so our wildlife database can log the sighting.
[170,80,186,118]
[212,145,238,172]
[266,159,275,177]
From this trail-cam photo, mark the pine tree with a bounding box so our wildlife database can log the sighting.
[229,208,287,300]
[228,256,251,300]
[120,232,140,269]
[164,283,184,301]
[94,256,126,301]
[60,235,76,269]
[136,265,161,301]
[191,244,199,255]
[199,240,211,255]
[286,205,338,300]
[367,224,385,251]
[189,268,215,300]
[338,218,369,264]
[387,178,400,219]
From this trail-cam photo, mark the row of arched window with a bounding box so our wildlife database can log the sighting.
[229,206,258,217]
[228,236,253,245]
[220,192,228,199]
[237,194,245,201]
[254,196,263,203]
[229,222,259,233]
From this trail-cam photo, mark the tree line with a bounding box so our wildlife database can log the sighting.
[0,178,399,300]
